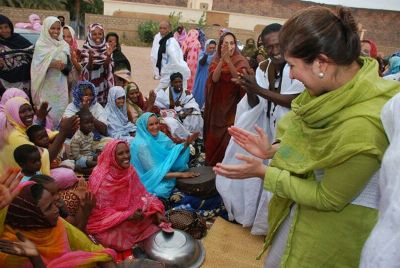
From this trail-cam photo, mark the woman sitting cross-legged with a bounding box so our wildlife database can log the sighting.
[130,112,199,199]
[86,140,170,254]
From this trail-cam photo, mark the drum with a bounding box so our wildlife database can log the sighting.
[176,166,217,198]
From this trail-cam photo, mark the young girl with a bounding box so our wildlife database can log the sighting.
[62,25,82,101]
[105,86,136,142]
[81,23,114,106]
[31,16,70,130]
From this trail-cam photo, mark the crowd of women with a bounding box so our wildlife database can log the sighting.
[0,5,400,267]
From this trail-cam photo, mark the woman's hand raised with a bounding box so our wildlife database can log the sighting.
[228,125,274,160]
[0,168,22,210]
[184,132,200,147]
[0,232,39,257]
[213,154,266,179]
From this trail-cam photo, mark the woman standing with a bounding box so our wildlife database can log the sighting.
[106,32,131,72]
[192,39,216,109]
[181,29,201,92]
[31,16,70,129]
[62,25,82,101]
[0,15,33,97]
[214,7,400,267]
[81,23,114,106]
[204,32,250,166]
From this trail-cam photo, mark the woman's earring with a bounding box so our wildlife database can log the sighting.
[318,72,324,79]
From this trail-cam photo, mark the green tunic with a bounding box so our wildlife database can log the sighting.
[261,58,400,267]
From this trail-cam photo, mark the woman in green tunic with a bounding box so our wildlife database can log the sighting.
[214,6,400,268]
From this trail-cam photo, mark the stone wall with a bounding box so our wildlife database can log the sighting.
[111,0,187,7]
[85,13,255,45]
[211,0,400,55]
[0,6,70,26]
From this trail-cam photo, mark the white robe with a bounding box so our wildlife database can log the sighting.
[155,86,203,139]
[360,92,400,268]
[150,32,161,78]
[156,37,190,91]
[216,60,304,234]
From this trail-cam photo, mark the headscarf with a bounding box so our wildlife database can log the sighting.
[0,88,30,143]
[241,38,258,58]
[72,80,98,108]
[30,16,70,107]
[1,186,116,267]
[81,23,107,65]
[0,14,32,49]
[5,183,54,229]
[212,32,248,72]
[105,86,136,138]
[174,25,187,46]
[81,23,114,89]
[129,112,189,198]
[388,56,400,75]
[62,25,78,51]
[105,32,131,72]
[362,39,378,58]
[181,29,200,56]
[0,96,30,148]
[156,31,174,75]
[87,140,164,232]
[126,82,145,114]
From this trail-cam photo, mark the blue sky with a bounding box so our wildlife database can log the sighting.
[302,0,400,11]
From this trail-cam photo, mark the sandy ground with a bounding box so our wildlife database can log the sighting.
[121,45,159,97]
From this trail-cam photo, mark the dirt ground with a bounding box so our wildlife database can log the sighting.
[120,45,158,97]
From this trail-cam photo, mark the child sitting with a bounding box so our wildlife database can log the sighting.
[27,124,78,189]
[69,109,99,174]
[13,144,42,183]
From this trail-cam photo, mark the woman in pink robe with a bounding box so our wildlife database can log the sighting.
[86,140,166,252]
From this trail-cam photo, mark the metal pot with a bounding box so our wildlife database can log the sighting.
[142,229,205,268]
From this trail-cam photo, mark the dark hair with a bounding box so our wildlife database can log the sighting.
[76,109,93,121]
[26,124,46,143]
[261,23,282,39]
[217,32,237,58]
[279,6,360,65]
[209,40,217,46]
[106,32,119,45]
[30,174,55,185]
[13,144,39,166]
[170,72,183,82]
[57,16,65,20]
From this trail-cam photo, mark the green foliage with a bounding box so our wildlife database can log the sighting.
[169,11,182,32]
[138,20,160,43]
[0,0,67,9]
[65,0,103,21]
[197,12,206,29]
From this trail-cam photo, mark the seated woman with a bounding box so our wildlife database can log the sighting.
[105,86,136,142]
[0,97,77,177]
[125,82,155,124]
[86,140,168,254]
[130,112,199,199]
[126,82,182,143]
[0,183,115,267]
[64,80,108,138]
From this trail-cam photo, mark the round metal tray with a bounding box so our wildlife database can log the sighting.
[143,229,206,268]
